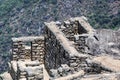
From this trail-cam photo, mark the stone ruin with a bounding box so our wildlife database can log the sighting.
[11,36,44,62]
[8,36,44,80]
[3,16,120,80]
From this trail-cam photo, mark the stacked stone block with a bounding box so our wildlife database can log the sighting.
[31,39,44,64]
[24,48,31,60]
[11,36,45,80]
[17,62,26,80]
[9,60,44,80]
[12,42,19,61]
[60,21,79,41]
[45,24,70,72]
[12,41,25,60]
[26,66,43,80]
[12,36,44,63]
[74,34,88,53]
[69,56,87,72]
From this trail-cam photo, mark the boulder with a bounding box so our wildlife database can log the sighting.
[49,69,58,77]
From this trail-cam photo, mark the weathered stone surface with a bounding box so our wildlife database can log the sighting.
[70,63,78,67]
[49,69,59,78]
[55,70,84,80]
[9,60,44,80]
[93,56,120,72]
[77,72,120,80]
[61,64,70,72]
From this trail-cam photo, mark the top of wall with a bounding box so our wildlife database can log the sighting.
[12,36,44,42]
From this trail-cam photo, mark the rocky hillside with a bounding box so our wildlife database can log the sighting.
[0,0,120,73]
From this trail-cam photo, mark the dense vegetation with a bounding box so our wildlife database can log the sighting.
[87,0,120,29]
[0,0,120,73]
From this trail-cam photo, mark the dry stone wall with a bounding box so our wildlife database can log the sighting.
[45,25,70,70]
[12,41,27,60]
[60,21,79,41]
[74,34,88,53]
[57,17,96,55]
[9,60,43,80]
[59,16,95,41]
[44,21,88,79]
[12,36,44,64]
[31,39,44,64]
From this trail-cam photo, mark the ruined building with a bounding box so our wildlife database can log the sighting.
[1,16,120,80]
